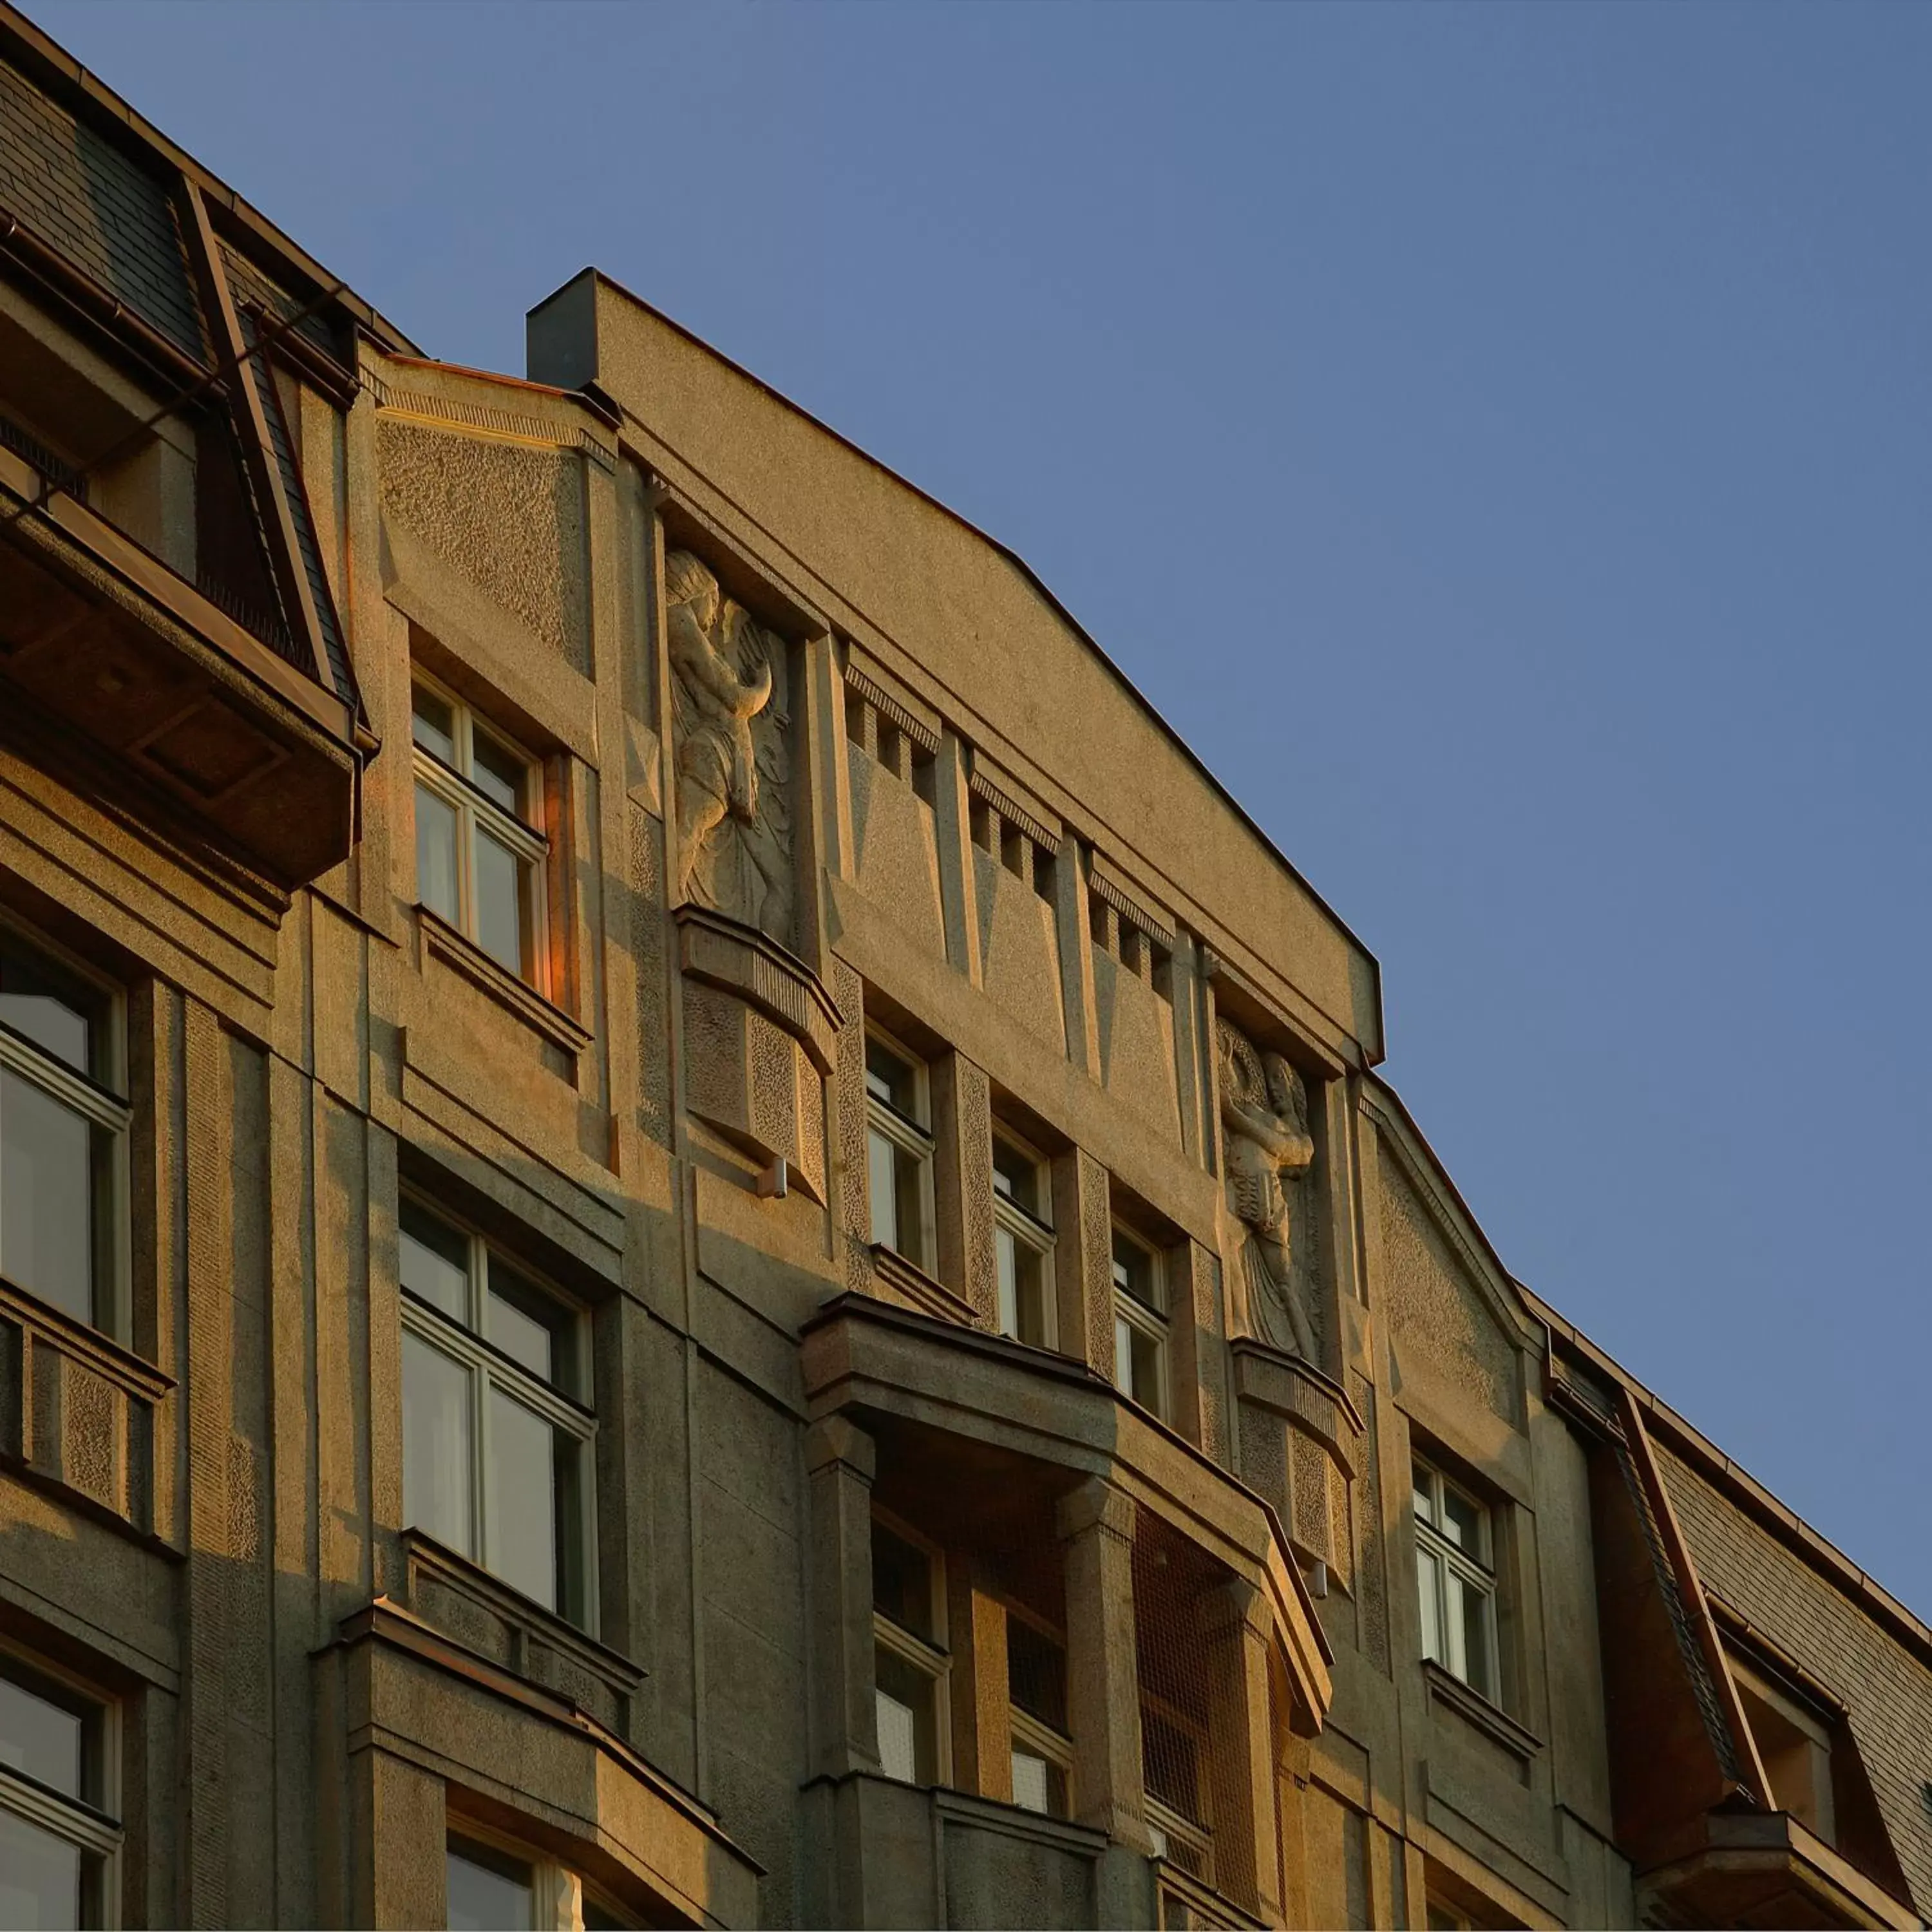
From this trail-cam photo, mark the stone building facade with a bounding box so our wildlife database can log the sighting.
[1,10,1929,1927]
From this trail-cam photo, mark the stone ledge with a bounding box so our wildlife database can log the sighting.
[1424,1658,1543,1764]
[869,1242,980,1329]
[420,904,592,1059]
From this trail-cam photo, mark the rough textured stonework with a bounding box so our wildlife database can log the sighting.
[829,958,875,1296]
[1377,1151,1518,1422]
[1659,1444,1932,1912]
[1350,1367,1390,1672]
[629,806,670,1144]
[377,416,589,671]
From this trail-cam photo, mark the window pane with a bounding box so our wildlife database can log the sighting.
[400,1201,471,1323]
[1012,1745,1052,1814]
[875,1646,936,1784]
[1111,1230,1158,1311]
[1444,1568,1470,1681]
[0,1069,97,1323]
[1417,1548,1443,1665]
[866,1127,899,1251]
[1442,1486,1482,1556]
[876,1680,918,1785]
[445,1839,533,1931]
[1007,1620,1068,1731]
[488,1388,560,1612]
[415,782,460,925]
[1459,1578,1494,1698]
[487,1258,571,1393]
[864,1037,918,1118]
[402,1331,473,1557]
[1128,1323,1163,1415]
[470,729,526,817]
[474,831,531,979]
[892,1144,925,1264]
[0,942,97,1077]
[1012,1242,1049,1348]
[995,1226,1019,1336]
[1412,1464,1434,1524]
[411,687,456,766]
[0,1808,86,1932]
[0,1672,84,1797]
[871,1521,934,1640]
[1113,1312,1133,1397]
[991,1137,1042,1218]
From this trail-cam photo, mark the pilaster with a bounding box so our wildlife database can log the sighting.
[806,1416,881,1777]
[1204,1577,1283,1925]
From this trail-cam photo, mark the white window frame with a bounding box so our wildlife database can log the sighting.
[0,918,131,1338]
[446,1823,637,1930]
[871,1509,951,1788]
[399,1193,598,1633]
[411,671,551,990]
[991,1128,1056,1348]
[1110,1224,1170,1419]
[1145,1794,1214,1887]
[1412,1455,1501,1701]
[0,1640,122,1931]
[864,1026,936,1271]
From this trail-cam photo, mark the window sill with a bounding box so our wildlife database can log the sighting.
[417,905,591,1059]
[1423,1658,1542,1762]
[869,1242,978,1328]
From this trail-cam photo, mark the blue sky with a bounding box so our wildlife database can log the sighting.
[32,1,1931,1611]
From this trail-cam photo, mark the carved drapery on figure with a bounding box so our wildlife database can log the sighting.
[1218,1018,1318,1359]
[666,549,795,945]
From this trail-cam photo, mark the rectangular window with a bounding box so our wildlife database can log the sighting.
[412,677,549,988]
[0,929,127,1334]
[991,1131,1054,1348]
[864,1030,934,1271]
[446,1831,638,1931]
[871,1515,948,1787]
[400,1196,594,1625]
[0,1649,119,1931]
[1110,1226,1168,1418]
[1412,1456,1500,1701]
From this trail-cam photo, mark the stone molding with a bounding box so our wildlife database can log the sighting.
[675,904,841,1075]
[964,748,1061,851]
[842,657,941,757]
[1423,1658,1543,1765]
[867,1241,980,1329]
[1230,1339,1364,1481]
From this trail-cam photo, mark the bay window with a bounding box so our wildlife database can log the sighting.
[400,1196,595,1625]
[0,929,124,1334]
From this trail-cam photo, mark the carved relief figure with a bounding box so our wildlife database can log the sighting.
[665,549,795,943]
[1218,1018,1319,1358]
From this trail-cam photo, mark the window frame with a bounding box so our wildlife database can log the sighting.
[990,1126,1056,1349]
[1411,1455,1502,1703]
[1008,1705,1074,1819]
[398,1190,599,1633]
[863,1025,936,1273]
[0,918,131,1339]
[1110,1224,1170,1419]
[869,1507,951,1788]
[0,1639,122,1931]
[410,670,552,992]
